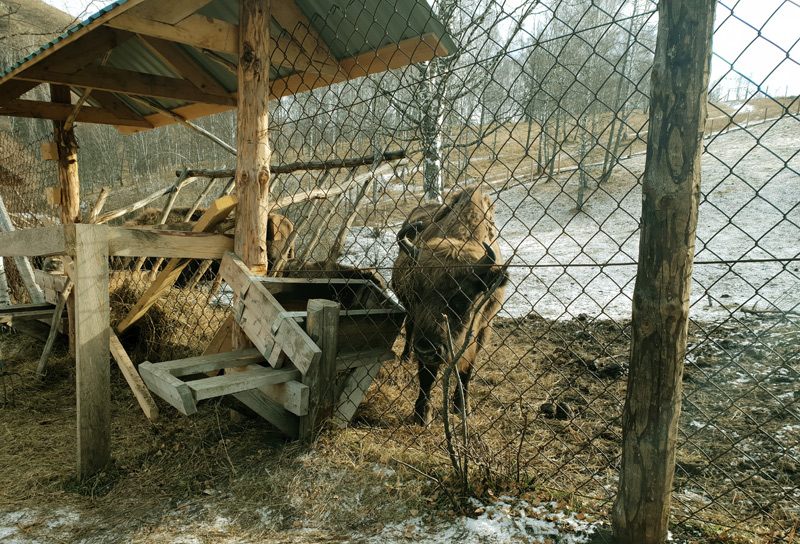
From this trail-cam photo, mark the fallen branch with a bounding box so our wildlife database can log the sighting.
[177,150,406,179]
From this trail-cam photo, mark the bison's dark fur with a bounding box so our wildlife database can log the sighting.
[392,185,508,425]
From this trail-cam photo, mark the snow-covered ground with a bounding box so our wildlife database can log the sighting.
[339,117,800,323]
[0,496,605,544]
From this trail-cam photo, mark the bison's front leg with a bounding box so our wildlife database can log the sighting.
[414,361,439,425]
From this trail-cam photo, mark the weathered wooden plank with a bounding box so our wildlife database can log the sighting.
[107,227,233,258]
[0,226,67,257]
[0,302,56,320]
[333,361,383,429]
[109,332,159,420]
[34,269,68,292]
[189,364,300,401]
[139,362,197,415]
[157,348,264,376]
[220,252,321,374]
[258,380,308,416]
[233,390,298,438]
[73,224,111,478]
[116,195,236,334]
[335,348,395,372]
[300,299,339,439]
[203,313,235,357]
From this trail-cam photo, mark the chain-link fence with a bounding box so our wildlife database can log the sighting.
[2,0,799,541]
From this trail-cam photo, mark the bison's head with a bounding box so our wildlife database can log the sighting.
[396,230,509,369]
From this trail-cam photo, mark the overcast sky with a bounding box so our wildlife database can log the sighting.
[41,0,800,97]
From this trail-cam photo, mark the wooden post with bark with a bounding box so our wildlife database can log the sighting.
[51,84,81,353]
[611,1,715,543]
[232,0,271,350]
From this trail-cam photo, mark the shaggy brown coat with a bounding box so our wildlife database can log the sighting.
[392,185,508,425]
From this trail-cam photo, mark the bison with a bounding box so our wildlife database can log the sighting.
[391,185,509,425]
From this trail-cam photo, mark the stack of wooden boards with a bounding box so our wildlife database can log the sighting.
[139,252,405,438]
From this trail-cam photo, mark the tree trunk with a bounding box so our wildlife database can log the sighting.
[421,63,443,202]
[611,1,715,543]
[234,0,271,274]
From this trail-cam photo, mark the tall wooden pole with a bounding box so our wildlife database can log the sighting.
[611,1,715,543]
[234,0,271,275]
[73,224,111,478]
[50,84,80,353]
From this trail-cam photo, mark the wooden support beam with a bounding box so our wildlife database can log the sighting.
[107,14,239,55]
[271,0,339,78]
[20,65,236,106]
[87,187,110,224]
[233,389,298,437]
[109,332,159,420]
[0,100,154,128]
[107,228,233,259]
[115,195,237,334]
[234,0,271,275]
[333,361,382,429]
[300,298,339,439]
[611,1,716,543]
[138,35,231,97]
[0,226,67,257]
[127,0,214,25]
[72,224,111,479]
[51,85,81,225]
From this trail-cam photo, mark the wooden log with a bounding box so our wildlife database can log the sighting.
[299,298,339,439]
[178,151,406,178]
[116,195,236,334]
[72,224,111,479]
[51,85,81,225]
[87,187,110,224]
[234,0,272,275]
[0,196,46,303]
[109,332,159,420]
[94,176,203,224]
[611,2,715,543]
[36,277,73,376]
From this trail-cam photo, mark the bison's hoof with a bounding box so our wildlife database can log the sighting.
[413,406,434,426]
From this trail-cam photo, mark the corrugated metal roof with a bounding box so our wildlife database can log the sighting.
[1,0,129,77]
[0,0,455,131]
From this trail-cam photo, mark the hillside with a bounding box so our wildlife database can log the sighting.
[0,0,77,69]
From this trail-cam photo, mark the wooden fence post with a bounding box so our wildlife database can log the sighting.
[72,224,111,479]
[611,1,716,543]
[300,299,339,439]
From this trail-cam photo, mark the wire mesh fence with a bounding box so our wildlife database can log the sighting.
[1,0,799,541]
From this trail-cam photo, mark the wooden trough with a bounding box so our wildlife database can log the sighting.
[139,251,404,438]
